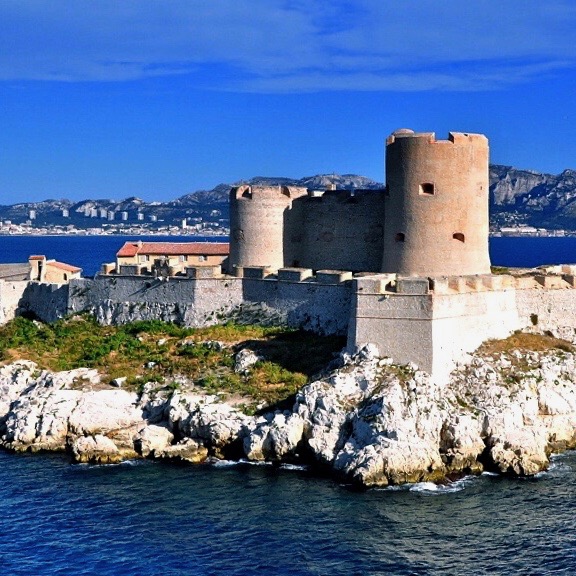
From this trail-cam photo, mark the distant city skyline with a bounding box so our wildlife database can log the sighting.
[1,1,575,203]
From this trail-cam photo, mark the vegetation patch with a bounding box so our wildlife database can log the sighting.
[0,316,344,409]
[477,331,575,356]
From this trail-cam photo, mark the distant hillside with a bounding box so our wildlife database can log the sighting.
[4,167,576,231]
[0,174,383,230]
[490,165,576,229]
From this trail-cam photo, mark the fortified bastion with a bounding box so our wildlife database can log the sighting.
[4,129,576,379]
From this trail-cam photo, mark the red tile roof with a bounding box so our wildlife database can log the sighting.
[117,241,229,257]
[48,261,82,273]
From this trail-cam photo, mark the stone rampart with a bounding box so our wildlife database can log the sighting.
[18,282,70,323]
[349,272,576,378]
[9,267,576,378]
[296,189,385,272]
[66,270,352,335]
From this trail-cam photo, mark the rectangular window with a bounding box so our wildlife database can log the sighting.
[419,183,435,195]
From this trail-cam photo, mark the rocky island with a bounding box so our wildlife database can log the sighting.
[3,128,576,487]
[1,326,575,487]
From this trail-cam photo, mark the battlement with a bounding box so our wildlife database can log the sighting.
[386,129,487,147]
[232,185,308,201]
[355,271,576,296]
[304,188,385,204]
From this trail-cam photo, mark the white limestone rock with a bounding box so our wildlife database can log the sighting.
[72,434,136,464]
[135,424,174,457]
[155,438,209,463]
[166,392,250,457]
[234,348,262,374]
[243,412,304,461]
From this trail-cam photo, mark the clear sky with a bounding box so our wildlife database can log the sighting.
[1,1,576,203]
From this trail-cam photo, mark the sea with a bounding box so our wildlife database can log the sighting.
[1,234,576,576]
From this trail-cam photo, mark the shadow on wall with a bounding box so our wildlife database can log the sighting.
[16,283,70,323]
[282,190,386,273]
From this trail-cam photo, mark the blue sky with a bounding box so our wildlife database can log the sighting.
[1,1,576,203]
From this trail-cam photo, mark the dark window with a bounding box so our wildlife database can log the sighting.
[453,233,465,242]
[395,233,405,242]
[420,182,435,195]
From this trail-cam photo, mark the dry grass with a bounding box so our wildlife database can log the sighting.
[477,331,575,356]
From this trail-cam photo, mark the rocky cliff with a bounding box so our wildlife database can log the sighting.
[490,165,576,229]
[2,340,576,487]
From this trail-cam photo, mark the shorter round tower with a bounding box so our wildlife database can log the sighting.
[382,129,491,277]
[228,185,308,272]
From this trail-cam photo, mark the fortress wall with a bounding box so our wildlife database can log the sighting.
[0,280,29,324]
[68,275,244,327]
[515,284,576,341]
[296,190,386,272]
[16,282,70,323]
[349,275,522,377]
[66,273,351,335]
[241,275,352,335]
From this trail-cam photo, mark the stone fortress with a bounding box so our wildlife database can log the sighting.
[3,129,576,379]
[229,129,491,277]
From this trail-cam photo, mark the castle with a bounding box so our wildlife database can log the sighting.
[3,129,576,379]
[229,129,491,277]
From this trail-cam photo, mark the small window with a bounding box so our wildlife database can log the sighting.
[179,255,186,262]
[419,182,435,195]
[395,233,405,242]
[199,255,207,262]
[453,233,465,243]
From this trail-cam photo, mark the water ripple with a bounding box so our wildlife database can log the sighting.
[1,450,576,575]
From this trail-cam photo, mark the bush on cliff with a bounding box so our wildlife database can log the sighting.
[0,315,344,408]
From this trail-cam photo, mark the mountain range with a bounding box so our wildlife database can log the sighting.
[3,168,576,231]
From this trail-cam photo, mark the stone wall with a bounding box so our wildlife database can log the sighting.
[65,270,353,335]
[296,190,385,272]
[68,276,245,327]
[349,271,576,378]
[0,280,29,324]
[17,282,70,323]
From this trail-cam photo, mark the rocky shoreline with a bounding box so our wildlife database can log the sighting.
[2,342,576,487]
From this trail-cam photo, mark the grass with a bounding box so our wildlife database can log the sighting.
[477,331,575,356]
[0,315,345,409]
[490,266,510,275]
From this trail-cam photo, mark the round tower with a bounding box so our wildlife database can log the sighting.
[382,129,491,277]
[229,185,308,272]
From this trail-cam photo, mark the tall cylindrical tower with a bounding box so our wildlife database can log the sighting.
[228,185,308,271]
[382,129,491,277]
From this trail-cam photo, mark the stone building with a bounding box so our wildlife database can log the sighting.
[382,130,490,277]
[29,255,82,283]
[114,241,229,275]
[229,129,491,278]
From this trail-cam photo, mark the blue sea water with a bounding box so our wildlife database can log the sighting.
[1,234,576,575]
[1,452,575,575]
[0,234,575,274]
[0,235,227,277]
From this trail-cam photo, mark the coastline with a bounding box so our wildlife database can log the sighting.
[2,338,576,487]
